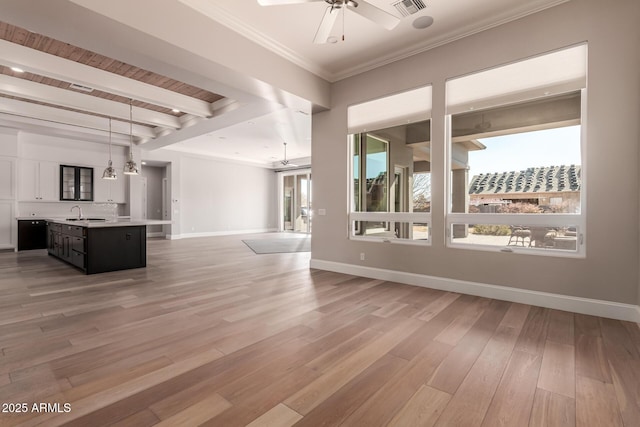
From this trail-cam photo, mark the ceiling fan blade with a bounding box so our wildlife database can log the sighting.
[313,6,341,44]
[352,1,400,30]
[257,0,322,5]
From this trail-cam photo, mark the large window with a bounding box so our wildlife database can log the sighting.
[446,44,587,256]
[348,86,432,244]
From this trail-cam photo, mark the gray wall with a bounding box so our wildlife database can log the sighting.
[180,155,277,235]
[311,0,640,304]
[143,148,278,237]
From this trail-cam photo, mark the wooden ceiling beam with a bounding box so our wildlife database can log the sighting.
[1,39,214,117]
[0,74,182,129]
[0,97,158,140]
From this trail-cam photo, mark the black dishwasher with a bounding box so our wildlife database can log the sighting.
[18,220,48,250]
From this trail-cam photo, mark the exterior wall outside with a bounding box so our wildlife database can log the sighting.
[470,192,580,207]
[311,0,640,304]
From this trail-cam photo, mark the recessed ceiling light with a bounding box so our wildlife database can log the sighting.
[327,36,338,44]
[10,67,24,73]
[141,161,147,165]
[172,108,180,113]
[412,16,434,30]
[248,121,255,125]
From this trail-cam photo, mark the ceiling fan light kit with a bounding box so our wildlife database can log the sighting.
[258,0,401,44]
[281,142,298,167]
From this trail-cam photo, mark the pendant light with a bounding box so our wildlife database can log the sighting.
[102,117,117,180]
[123,98,139,175]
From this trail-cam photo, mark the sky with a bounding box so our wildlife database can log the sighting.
[469,125,581,178]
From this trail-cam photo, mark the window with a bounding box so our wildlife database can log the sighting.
[348,86,432,244]
[446,44,587,256]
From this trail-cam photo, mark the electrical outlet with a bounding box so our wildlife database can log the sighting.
[360,252,365,261]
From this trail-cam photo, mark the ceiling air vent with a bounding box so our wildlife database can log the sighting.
[69,83,94,93]
[393,0,426,17]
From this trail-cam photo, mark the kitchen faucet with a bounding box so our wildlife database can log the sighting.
[71,205,83,220]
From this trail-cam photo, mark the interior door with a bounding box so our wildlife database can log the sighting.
[294,173,310,233]
[283,175,294,231]
[281,171,312,233]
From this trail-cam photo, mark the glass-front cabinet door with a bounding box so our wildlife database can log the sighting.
[79,167,93,201]
[60,165,94,201]
[60,166,76,200]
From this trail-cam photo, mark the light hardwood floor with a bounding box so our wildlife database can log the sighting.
[0,234,639,426]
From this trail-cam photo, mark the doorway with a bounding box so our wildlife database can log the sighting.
[280,169,312,233]
[141,164,168,238]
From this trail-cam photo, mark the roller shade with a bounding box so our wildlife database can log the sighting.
[446,44,587,115]
[348,85,432,134]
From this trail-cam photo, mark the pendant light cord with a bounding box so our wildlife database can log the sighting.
[108,117,112,161]
[129,98,133,158]
[342,4,345,41]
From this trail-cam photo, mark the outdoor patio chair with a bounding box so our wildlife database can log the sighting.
[530,227,558,248]
[507,226,531,246]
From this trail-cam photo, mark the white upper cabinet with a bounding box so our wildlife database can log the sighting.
[19,159,59,201]
[0,201,14,249]
[110,177,126,204]
[0,156,15,200]
[0,157,16,250]
[94,175,126,203]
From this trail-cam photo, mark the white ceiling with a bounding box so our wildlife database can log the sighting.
[184,0,569,82]
[0,0,569,168]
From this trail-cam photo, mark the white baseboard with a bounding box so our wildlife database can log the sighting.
[310,259,640,323]
[147,232,165,238]
[169,228,277,240]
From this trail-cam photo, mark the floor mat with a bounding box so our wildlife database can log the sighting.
[242,237,311,254]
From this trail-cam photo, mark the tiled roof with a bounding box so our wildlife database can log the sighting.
[469,165,581,195]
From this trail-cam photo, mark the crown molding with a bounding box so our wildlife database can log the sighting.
[178,0,334,81]
[180,0,569,83]
[332,0,572,81]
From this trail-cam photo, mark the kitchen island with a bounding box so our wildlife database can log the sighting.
[46,219,169,274]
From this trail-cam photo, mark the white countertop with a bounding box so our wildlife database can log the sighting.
[18,217,171,228]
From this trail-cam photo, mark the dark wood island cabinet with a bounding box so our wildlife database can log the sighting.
[18,219,48,250]
[47,220,147,274]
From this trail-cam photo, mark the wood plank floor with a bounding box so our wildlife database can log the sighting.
[0,234,639,426]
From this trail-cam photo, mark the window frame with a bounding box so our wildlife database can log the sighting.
[348,127,432,245]
[444,87,587,258]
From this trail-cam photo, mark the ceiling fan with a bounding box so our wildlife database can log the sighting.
[258,0,400,44]
[280,142,298,167]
